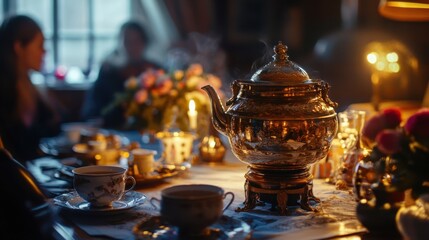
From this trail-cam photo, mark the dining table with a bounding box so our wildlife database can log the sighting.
[29,129,398,240]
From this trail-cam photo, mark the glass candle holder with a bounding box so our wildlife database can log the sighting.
[156,131,196,166]
[198,135,226,163]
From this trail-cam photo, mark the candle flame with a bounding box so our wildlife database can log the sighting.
[208,137,216,148]
[189,99,196,112]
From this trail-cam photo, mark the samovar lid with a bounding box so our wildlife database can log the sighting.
[250,41,310,84]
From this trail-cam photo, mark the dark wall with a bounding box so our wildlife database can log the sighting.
[164,0,429,109]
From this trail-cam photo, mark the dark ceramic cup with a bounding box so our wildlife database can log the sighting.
[150,184,234,237]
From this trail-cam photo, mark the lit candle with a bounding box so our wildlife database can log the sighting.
[188,99,198,130]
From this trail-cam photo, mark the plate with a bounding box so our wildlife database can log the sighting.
[133,164,187,185]
[53,191,146,214]
[40,136,75,157]
[133,215,252,240]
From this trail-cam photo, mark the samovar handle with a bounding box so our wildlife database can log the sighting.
[321,81,338,108]
[226,80,240,107]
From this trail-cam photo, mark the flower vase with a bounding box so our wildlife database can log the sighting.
[338,110,369,187]
[353,159,377,201]
[355,156,407,235]
[396,194,429,240]
[356,184,403,235]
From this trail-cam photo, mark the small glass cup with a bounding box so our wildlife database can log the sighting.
[334,110,368,186]
[353,159,377,201]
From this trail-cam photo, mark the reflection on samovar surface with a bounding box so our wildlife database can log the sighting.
[229,117,337,168]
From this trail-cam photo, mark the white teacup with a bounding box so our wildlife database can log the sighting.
[88,140,107,152]
[61,122,88,143]
[150,184,234,236]
[72,165,136,207]
[131,148,157,175]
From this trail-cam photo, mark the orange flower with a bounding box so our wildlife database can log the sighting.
[124,76,138,89]
[186,63,203,78]
[153,78,173,95]
[140,70,157,88]
[134,89,148,104]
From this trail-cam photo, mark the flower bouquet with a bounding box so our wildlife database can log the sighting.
[362,108,429,198]
[355,108,429,234]
[103,64,224,136]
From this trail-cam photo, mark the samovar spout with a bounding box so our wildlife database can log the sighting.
[201,85,228,135]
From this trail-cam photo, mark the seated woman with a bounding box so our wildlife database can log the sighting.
[0,15,61,163]
[81,20,161,129]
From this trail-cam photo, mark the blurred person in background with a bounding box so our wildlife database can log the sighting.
[0,15,61,163]
[81,20,160,128]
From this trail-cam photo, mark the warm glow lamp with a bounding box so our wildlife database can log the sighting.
[379,0,429,21]
[365,41,418,111]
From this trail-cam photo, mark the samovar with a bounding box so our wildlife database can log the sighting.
[202,42,338,214]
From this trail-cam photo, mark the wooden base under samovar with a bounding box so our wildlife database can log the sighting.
[235,166,320,215]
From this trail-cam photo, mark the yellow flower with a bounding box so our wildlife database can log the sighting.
[186,76,203,89]
[174,70,184,81]
[170,89,179,98]
[185,91,209,106]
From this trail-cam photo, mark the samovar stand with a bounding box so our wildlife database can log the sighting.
[236,166,320,215]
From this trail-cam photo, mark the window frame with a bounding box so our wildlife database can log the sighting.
[2,0,131,82]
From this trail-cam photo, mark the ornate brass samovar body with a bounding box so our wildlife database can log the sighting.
[203,42,338,214]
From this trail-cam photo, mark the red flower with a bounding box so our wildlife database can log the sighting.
[375,129,403,155]
[362,108,403,144]
[381,108,402,129]
[362,114,386,141]
[405,108,429,140]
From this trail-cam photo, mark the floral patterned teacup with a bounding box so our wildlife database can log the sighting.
[72,165,136,208]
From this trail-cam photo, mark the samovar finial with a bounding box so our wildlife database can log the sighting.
[274,41,289,63]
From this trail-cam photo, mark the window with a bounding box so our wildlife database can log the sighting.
[2,0,131,83]
[93,0,130,67]
[16,0,54,73]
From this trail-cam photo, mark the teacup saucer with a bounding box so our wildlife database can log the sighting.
[133,164,187,185]
[133,215,252,240]
[54,191,146,214]
[39,136,75,157]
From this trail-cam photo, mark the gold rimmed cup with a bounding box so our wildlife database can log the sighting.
[72,165,136,208]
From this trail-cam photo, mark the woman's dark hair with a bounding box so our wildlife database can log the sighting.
[119,20,149,45]
[104,20,149,65]
[0,15,42,122]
